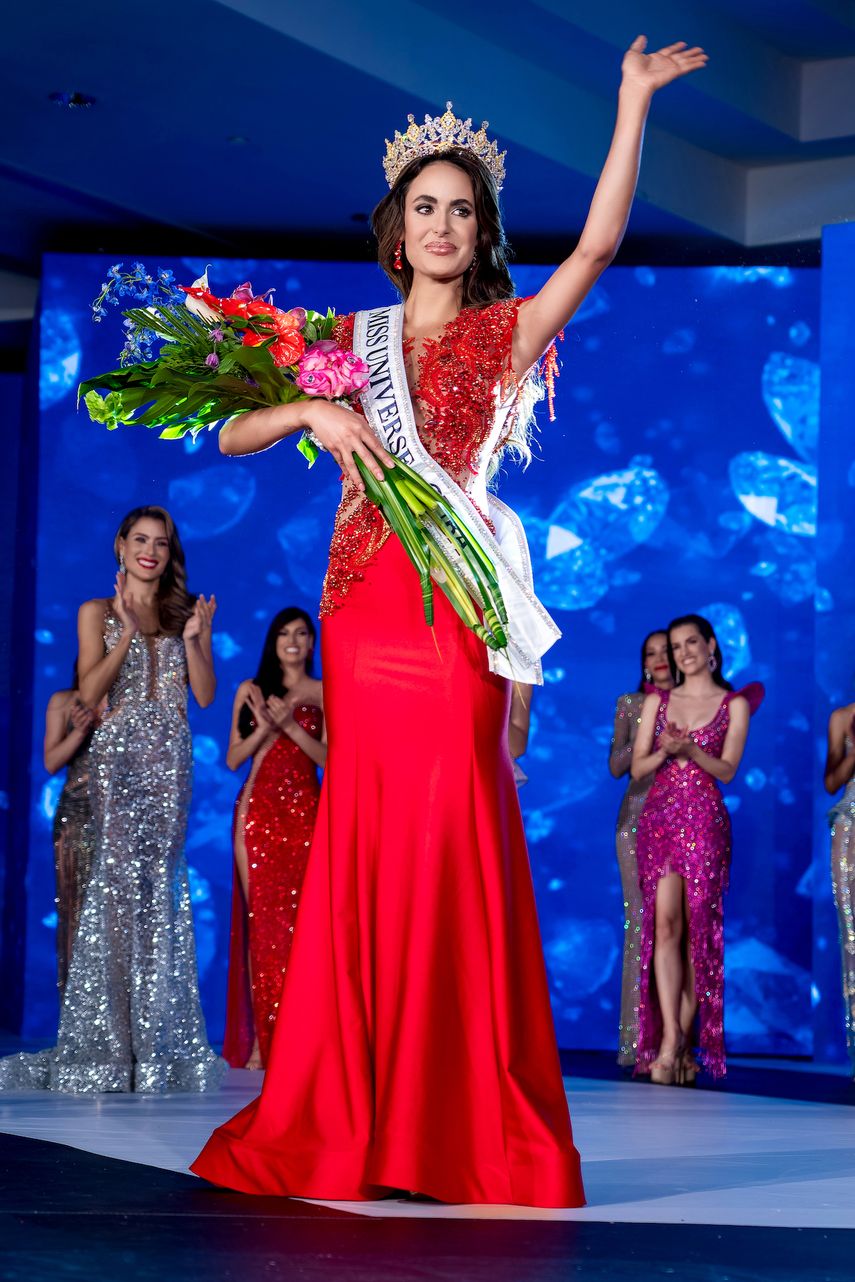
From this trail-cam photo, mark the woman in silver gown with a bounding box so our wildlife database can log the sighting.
[824,701,855,1076]
[43,678,101,994]
[608,629,672,1066]
[0,506,225,1093]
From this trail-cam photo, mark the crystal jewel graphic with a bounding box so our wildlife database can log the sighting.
[529,463,669,612]
[697,602,752,680]
[168,465,256,538]
[40,309,81,408]
[761,352,819,463]
[729,452,816,537]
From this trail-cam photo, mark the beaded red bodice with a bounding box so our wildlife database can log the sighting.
[320,299,525,616]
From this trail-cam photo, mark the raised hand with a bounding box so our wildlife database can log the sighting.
[183,594,217,642]
[621,35,708,94]
[306,399,394,492]
[113,571,141,637]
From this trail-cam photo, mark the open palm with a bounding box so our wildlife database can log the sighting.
[622,35,708,93]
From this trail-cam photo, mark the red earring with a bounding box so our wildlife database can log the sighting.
[394,240,403,272]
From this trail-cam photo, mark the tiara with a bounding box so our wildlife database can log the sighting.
[383,102,506,191]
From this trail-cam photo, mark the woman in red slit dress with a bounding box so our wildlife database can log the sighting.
[222,608,325,1070]
[192,36,707,1206]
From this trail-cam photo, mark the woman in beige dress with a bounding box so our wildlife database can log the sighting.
[608,630,672,1065]
[824,701,855,1076]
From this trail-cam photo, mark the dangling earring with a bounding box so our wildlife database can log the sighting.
[394,240,403,272]
[469,250,479,271]
[644,668,652,682]
[708,654,718,672]
[119,552,126,574]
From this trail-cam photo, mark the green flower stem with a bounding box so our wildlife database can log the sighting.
[354,456,509,654]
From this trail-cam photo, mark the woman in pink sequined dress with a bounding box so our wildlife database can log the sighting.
[222,608,325,1070]
[631,614,763,1083]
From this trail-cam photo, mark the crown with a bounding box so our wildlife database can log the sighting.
[383,102,506,191]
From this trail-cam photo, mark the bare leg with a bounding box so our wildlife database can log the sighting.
[234,781,262,1069]
[651,874,686,1079]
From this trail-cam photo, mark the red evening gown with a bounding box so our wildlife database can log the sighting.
[222,705,323,1068]
[192,302,585,1207]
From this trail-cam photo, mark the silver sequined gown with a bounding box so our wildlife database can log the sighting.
[52,729,97,994]
[0,610,225,1093]
[829,736,855,1075]
[609,692,654,1066]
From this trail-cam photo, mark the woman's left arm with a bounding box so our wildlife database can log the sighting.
[183,596,217,709]
[685,697,750,785]
[513,36,708,375]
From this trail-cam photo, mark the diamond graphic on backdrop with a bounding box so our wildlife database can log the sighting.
[711,266,793,288]
[543,918,619,1003]
[593,421,621,454]
[40,309,81,408]
[277,488,338,599]
[168,466,256,538]
[761,352,818,462]
[662,327,696,355]
[729,452,816,537]
[788,321,811,347]
[725,937,811,1054]
[634,266,656,287]
[533,464,668,612]
[39,777,64,824]
[193,736,220,766]
[187,865,217,978]
[697,602,751,680]
[815,587,834,613]
[573,285,610,323]
[212,632,242,660]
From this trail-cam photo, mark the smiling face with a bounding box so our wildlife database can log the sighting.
[401,160,478,283]
[669,623,716,679]
[119,517,170,584]
[275,617,314,672]
[643,632,673,688]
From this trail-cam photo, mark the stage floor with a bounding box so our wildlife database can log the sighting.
[2,1062,854,1281]
[1,1063,854,1227]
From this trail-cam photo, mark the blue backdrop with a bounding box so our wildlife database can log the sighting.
[27,253,822,1056]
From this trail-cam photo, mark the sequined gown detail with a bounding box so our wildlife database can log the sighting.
[609,692,654,1066]
[829,735,855,1074]
[223,705,323,1068]
[0,611,225,1093]
[635,688,755,1079]
[52,731,97,994]
[193,301,584,1208]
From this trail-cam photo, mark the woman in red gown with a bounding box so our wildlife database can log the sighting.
[193,36,707,1206]
[222,608,325,1070]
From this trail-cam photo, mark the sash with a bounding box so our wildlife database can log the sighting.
[353,304,560,684]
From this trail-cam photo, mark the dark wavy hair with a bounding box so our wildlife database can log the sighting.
[114,505,195,635]
[666,614,733,691]
[637,629,668,692]
[371,149,514,307]
[238,607,317,739]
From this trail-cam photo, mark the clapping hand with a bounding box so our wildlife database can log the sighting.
[113,571,141,637]
[267,693,300,735]
[660,721,691,756]
[245,683,276,735]
[69,700,96,736]
[183,594,217,643]
[621,35,708,94]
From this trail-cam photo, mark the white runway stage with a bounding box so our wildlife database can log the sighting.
[1,1067,853,1227]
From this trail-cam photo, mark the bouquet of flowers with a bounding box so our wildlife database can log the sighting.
[78,263,508,653]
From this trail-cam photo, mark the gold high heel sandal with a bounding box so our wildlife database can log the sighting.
[649,1038,685,1086]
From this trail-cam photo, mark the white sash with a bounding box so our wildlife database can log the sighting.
[353,304,560,684]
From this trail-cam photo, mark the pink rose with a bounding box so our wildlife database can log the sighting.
[296,367,344,398]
